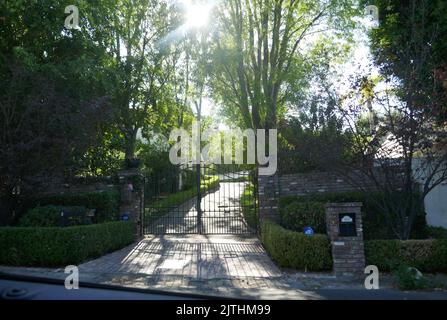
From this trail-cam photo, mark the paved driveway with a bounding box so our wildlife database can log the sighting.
[80,235,280,280]
[75,234,292,298]
[75,179,308,298]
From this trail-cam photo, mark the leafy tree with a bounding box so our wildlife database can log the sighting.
[367,0,447,123]
[102,0,184,161]
[277,33,354,173]
[337,70,447,239]
[0,0,115,223]
[353,0,447,239]
[209,0,357,130]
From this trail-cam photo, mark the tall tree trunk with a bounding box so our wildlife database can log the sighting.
[125,129,137,161]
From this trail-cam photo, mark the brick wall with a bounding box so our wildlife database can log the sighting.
[277,171,378,197]
[257,170,383,224]
[258,173,280,224]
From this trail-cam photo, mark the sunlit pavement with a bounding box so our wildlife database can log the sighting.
[76,234,303,299]
[2,266,447,299]
[2,234,447,299]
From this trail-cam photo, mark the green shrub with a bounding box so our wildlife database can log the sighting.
[365,239,447,273]
[0,222,134,267]
[19,206,62,227]
[394,265,431,290]
[261,220,332,271]
[427,226,447,239]
[364,239,401,270]
[241,183,257,230]
[31,190,120,223]
[279,191,428,240]
[18,205,90,227]
[280,201,326,233]
[201,175,220,191]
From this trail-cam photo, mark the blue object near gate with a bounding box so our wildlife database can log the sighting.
[304,226,314,236]
[121,213,130,221]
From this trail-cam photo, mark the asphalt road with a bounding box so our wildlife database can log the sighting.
[311,288,447,300]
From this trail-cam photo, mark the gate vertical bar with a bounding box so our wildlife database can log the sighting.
[196,163,202,234]
[142,176,146,236]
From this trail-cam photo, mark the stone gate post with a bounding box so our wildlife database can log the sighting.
[118,169,144,240]
[257,171,280,225]
[325,203,366,275]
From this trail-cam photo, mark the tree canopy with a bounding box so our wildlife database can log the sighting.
[1,0,447,237]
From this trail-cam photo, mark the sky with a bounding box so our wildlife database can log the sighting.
[199,97,215,117]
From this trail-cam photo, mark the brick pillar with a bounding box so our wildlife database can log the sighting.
[325,203,365,276]
[257,170,280,224]
[118,169,144,240]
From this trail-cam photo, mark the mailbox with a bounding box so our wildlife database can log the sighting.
[339,213,357,237]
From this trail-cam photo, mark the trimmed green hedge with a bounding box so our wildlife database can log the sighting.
[0,222,134,267]
[31,190,120,223]
[280,201,326,234]
[279,191,428,240]
[365,239,447,273]
[19,206,89,227]
[261,220,332,271]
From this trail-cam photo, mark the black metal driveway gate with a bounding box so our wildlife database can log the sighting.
[143,164,257,235]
